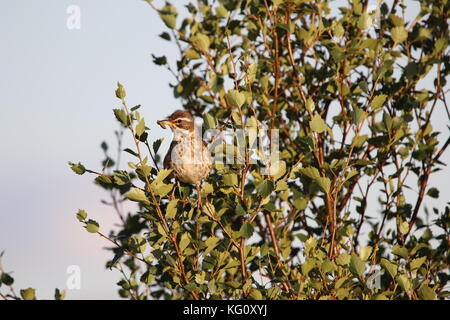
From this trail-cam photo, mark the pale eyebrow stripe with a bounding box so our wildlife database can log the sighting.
[174,118,192,122]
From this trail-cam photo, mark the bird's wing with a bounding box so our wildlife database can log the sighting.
[163,140,179,169]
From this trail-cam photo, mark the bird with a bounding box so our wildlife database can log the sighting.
[157,110,212,207]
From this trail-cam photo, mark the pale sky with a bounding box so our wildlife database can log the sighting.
[0,0,448,299]
[0,0,181,299]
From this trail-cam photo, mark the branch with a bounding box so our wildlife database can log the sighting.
[405,136,450,240]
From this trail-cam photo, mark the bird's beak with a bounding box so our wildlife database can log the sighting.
[157,119,174,129]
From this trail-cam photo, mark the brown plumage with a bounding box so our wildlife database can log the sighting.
[157,110,212,185]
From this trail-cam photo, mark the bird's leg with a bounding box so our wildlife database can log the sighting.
[195,183,202,211]
[169,181,176,200]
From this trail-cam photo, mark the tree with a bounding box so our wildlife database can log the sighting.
[69,0,449,300]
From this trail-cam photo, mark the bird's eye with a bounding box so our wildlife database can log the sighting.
[176,120,182,123]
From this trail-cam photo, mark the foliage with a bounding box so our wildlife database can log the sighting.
[70,0,449,300]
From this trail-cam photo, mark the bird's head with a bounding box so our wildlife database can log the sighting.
[157,110,195,139]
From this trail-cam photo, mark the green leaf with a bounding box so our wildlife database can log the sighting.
[130,104,141,111]
[336,253,351,266]
[246,62,257,85]
[269,160,286,180]
[195,271,206,285]
[20,288,36,300]
[152,54,167,66]
[136,118,145,137]
[321,259,336,274]
[309,114,327,133]
[404,62,418,80]
[159,32,171,41]
[301,259,316,276]
[435,38,447,53]
[179,233,190,252]
[299,166,321,180]
[421,228,432,241]
[140,271,155,285]
[156,169,173,183]
[190,33,210,52]
[115,82,126,99]
[382,111,393,130]
[152,183,173,197]
[202,182,214,195]
[113,109,129,126]
[305,237,317,254]
[380,258,398,279]
[410,243,430,256]
[249,289,263,300]
[136,165,152,180]
[410,256,427,271]
[330,47,345,62]
[54,288,66,300]
[305,98,315,112]
[124,148,138,157]
[392,245,408,259]
[216,4,228,19]
[352,107,366,125]
[68,162,86,175]
[396,274,411,292]
[85,219,99,233]
[184,283,198,292]
[240,222,254,239]
[235,202,246,216]
[316,177,331,193]
[204,236,220,255]
[231,111,242,125]
[358,12,372,30]
[346,170,358,181]
[223,174,238,187]
[159,4,177,29]
[260,243,269,256]
[391,26,408,43]
[418,285,436,300]
[208,279,217,294]
[299,167,331,193]
[95,175,112,186]
[108,251,124,270]
[76,209,88,222]
[185,49,201,60]
[267,286,280,299]
[1,273,14,286]
[399,221,409,235]
[128,235,147,253]
[226,90,246,109]
[275,180,288,192]
[155,223,167,237]
[153,138,163,154]
[352,135,368,148]
[426,187,439,199]
[166,199,178,219]
[371,94,387,110]
[114,171,131,186]
[359,246,372,261]
[150,170,174,197]
[333,23,344,37]
[293,198,308,210]
[204,112,217,130]
[256,180,274,198]
[389,14,404,27]
[350,255,365,277]
[125,188,149,203]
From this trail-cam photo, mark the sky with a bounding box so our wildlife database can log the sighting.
[0,0,181,299]
[0,0,448,299]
